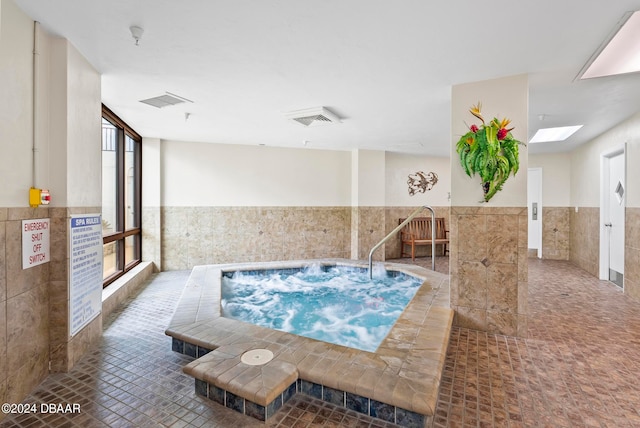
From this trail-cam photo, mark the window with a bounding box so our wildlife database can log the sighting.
[102,105,142,286]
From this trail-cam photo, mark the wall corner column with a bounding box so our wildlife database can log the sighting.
[142,138,162,272]
[350,150,386,261]
[450,74,529,337]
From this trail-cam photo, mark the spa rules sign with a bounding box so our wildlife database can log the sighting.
[69,214,103,337]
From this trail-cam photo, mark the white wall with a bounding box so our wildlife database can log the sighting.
[65,41,101,207]
[628,117,640,208]
[528,152,571,207]
[49,37,68,205]
[161,140,352,206]
[385,153,450,206]
[0,0,35,206]
[142,138,161,206]
[451,74,528,206]
[351,149,385,206]
[48,37,101,208]
[571,111,640,208]
[160,142,457,208]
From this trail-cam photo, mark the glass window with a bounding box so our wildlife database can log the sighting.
[102,118,117,235]
[124,235,138,267]
[125,135,138,230]
[101,105,142,286]
[103,242,118,279]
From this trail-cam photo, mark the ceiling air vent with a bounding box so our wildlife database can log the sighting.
[283,107,341,127]
[139,92,193,108]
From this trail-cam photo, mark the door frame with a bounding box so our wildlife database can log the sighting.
[599,143,626,282]
[528,167,543,258]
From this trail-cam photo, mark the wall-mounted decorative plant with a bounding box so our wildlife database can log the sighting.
[455,102,524,202]
[407,171,438,196]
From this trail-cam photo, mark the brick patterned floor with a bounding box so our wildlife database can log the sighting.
[2,258,640,427]
[432,259,640,428]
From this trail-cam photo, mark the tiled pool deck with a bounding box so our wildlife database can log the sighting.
[166,260,452,427]
[4,257,640,427]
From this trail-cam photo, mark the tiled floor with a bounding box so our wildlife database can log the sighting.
[433,259,640,428]
[2,257,640,427]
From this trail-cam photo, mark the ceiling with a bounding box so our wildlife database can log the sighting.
[13,0,640,156]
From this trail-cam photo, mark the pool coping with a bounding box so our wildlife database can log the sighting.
[165,259,452,423]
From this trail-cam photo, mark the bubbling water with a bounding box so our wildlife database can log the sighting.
[221,264,422,352]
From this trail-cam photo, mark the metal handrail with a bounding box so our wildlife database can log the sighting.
[368,205,436,278]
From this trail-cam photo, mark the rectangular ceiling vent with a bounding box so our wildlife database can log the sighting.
[283,107,341,127]
[139,92,193,108]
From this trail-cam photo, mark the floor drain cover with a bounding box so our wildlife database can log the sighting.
[241,349,274,366]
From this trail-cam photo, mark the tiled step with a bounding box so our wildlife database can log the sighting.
[183,343,298,421]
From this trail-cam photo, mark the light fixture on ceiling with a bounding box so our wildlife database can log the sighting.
[283,107,341,127]
[129,26,144,46]
[530,125,583,143]
[577,11,640,80]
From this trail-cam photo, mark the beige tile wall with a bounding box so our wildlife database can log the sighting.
[625,208,640,300]
[0,206,105,419]
[157,206,453,269]
[1,207,50,405]
[449,206,528,337]
[569,207,600,278]
[49,207,103,373]
[0,208,5,409]
[351,207,386,261]
[142,206,161,272]
[541,207,570,260]
[160,207,352,270]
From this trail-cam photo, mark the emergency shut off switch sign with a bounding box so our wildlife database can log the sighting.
[22,218,50,269]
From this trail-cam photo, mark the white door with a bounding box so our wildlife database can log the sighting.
[527,168,542,258]
[606,152,625,287]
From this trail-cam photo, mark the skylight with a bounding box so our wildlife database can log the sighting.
[579,11,640,79]
[529,126,583,143]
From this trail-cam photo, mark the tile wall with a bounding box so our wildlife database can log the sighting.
[449,206,528,337]
[569,207,600,278]
[159,207,352,270]
[49,207,103,373]
[142,206,161,272]
[541,207,570,260]
[0,206,104,418]
[155,206,453,270]
[0,207,50,405]
[625,207,640,300]
[351,207,385,261]
[0,209,5,407]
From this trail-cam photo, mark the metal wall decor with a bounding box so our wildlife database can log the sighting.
[407,171,438,196]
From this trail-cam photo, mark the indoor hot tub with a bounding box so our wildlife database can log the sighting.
[165,259,452,427]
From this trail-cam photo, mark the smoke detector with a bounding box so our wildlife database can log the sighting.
[283,107,341,127]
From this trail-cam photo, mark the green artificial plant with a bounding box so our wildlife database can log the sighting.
[455,102,524,202]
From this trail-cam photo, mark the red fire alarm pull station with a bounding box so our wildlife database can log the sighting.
[41,189,51,205]
[29,188,51,207]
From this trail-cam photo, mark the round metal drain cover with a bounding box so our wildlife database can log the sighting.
[241,349,274,366]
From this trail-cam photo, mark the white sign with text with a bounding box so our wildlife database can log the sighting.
[22,218,50,269]
[69,214,103,337]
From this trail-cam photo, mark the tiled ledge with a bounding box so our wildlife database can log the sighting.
[102,262,155,320]
[166,259,452,426]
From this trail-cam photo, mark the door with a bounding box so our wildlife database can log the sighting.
[527,168,542,258]
[605,152,625,287]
